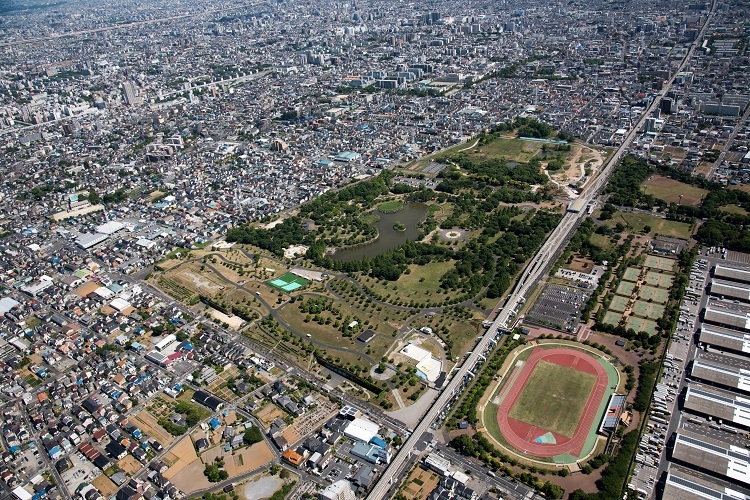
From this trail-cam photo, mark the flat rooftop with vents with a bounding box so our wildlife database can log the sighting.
[663,464,750,500]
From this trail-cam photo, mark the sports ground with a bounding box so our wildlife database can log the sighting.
[267,272,310,292]
[488,345,617,463]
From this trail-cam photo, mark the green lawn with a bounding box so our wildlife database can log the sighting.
[508,360,596,438]
[364,261,459,307]
[719,204,750,215]
[377,200,405,214]
[612,212,693,240]
[642,176,708,206]
[469,137,544,163]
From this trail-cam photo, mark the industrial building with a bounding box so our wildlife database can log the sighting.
[684,383,750,429]
[703,306,750,332]
[714,265,750,285]
[671,430,750,484]
[699,325,750,355]
[709,280,750,303]
[663,464,750,500]
[343,418,380,443]
[690,358,750,394]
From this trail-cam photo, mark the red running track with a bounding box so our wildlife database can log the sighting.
[496,347,608,458]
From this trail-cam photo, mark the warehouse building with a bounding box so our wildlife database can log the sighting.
[663,464,750,500]
[690,358,750,394]
[714,265,750,285]
[709,280,750,303]
[684,383,750,429]
[672,430,750,484]
[699,325,750,356]
[703,306,750,332]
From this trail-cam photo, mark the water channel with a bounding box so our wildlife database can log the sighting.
[329,202,429,262]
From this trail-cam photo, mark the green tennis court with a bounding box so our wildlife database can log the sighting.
[609,295,630,312]
[268,272,310,292]
[623,267,641,282]
[639,285,669,304]
[604,311,622,326]
[616,281,636,296]
[626,316,658,335]
[632,300,665,320]
[645,271,673,288]
[644,255,675,271]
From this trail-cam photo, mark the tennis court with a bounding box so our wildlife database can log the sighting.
[626,316,658,335]
[603,311,622,326]
[608,295,630,313]
[638,285,669,304]
[616,281,636,297]
[644,255,675,271]
[623,267,641,282]
[268,272,310,292]
[644,271,673,288]
[632,300,665,320]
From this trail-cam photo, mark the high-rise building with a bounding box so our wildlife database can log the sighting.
[122,81,140,106]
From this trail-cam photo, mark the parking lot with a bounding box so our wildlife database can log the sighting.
[526,283,591,331]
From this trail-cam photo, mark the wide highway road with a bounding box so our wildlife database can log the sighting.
[366,3,715,497]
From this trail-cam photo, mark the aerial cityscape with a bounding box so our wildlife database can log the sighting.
[0,0,749,499]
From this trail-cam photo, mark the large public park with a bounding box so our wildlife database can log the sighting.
[148,117,745,497]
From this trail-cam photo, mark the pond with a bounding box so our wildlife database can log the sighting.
[329,202,429,262]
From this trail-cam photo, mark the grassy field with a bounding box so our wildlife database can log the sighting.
[469,137,544,163]
[508,360,597,438]
[419,314,480,359]
[719,204,750,215]
[276,296,395,361]
[364,261,457,307]
[645,271,674,288]
[642,175,708,206]
[611,212,693,240]
[378,200,405,213]
[639,285,669,304]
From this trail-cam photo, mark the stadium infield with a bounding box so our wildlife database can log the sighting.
[494,346,613,459]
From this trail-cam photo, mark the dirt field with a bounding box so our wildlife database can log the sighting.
[163,436,199,477]
[282,426,302,446]
[230,442,275,475]
[92,475,118,497]
[642,175,707,206]
[132,410,175,447]
[255,404,286,428]
[168,459,212,494]
[401,465,441,500]
[567,257,595,273]
[201,441,275,477]
[117,455,142,475]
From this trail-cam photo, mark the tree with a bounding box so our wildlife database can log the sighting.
[243,426,264,445]
[88,189,101,205]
